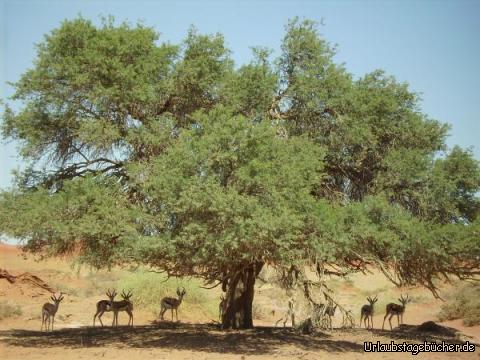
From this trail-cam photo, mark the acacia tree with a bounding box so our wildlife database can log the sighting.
[1,17,479,328]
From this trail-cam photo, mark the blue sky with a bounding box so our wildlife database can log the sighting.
[1,0,479,190]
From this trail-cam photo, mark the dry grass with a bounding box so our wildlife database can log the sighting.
[0,301,22,320]
[438,282,480,326]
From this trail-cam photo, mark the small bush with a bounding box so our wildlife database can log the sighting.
[86,270,122,295]
[438,283,480,326]
[51,282,79,297]
[0,301,22,320]
[253,303,270,320]
[80,287,95,298]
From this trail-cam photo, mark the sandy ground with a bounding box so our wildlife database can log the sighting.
[1,243,479,359]
[1,324,478,360]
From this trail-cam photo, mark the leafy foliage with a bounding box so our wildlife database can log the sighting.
[0,176,138,268]
[127,106,326,279]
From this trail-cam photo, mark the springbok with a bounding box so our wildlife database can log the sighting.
[219,294,227,323]
[159,287,186,322]
[41,293,64,331]
[111,290,134,327]
[360,295,378,329]
[382,294,411,330]
[325,303,337,330]
[275,298,296,328]
[93,289,116,327]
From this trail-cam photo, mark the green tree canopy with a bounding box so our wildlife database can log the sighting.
[1,17,479,328]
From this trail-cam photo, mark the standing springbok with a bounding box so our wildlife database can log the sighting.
[360,295,378,329]
[382,294,411,330]
[93,289,116,327]
[275,298,296,328]
[111,290,134,327]
[159,287,186,322]
[41,293,64,331]
[219,294,227,323]
[325,303,337,330]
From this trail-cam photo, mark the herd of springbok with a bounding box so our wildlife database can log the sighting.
[359,294,411,330]
[40,287,187,331]
[40,288,411,332]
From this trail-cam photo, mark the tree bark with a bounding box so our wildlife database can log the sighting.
[221,262,263,329]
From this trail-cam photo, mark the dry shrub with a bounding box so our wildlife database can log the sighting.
[438,282,480,326]
[0,301,22,320]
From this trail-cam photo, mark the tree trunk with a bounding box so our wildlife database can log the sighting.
[221,262,263,329]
